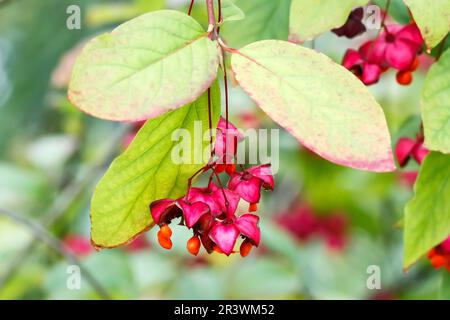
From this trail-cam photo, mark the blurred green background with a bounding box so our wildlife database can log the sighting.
[0,0,447,299]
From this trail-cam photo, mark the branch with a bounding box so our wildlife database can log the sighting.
[0,208,111,299]
[0,124,129,290]
[206,0,216,39]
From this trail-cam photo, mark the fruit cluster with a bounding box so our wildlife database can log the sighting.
[337,7,424,86]
[150,118,274,257]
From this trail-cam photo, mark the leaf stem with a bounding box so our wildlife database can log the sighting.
[367,0,391,58]
[186,164,213,201]
[214,172,229,210]
[217,0,230,162]
[224,60,229,135]
[381,0,391,30]
[206,0,216,39]
[217,37,239,54]
[217,0,223,35]
[207,88,214,157]
[187,166,209,189]
[188,0,195,15]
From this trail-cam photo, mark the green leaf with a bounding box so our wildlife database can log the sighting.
[404,152,450,268]
[403,0,450,49]
[221,0,291,48]
[68,10,220,122]
[289,0,368,42]
[231,40,395,172]
[221,0,245,23]
[422,48,450,154]
[90,82,221,248]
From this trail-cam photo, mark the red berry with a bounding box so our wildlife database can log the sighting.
[213,245,224,254]
[427,248,437,259]
[409,56,420,72]
[430,255,446,269]
[240,239,253,257]
[187,236,201,256]
[249,203,258,212]
[215,164,227,173]
[396,71,413,85]
[225,163,236,175]
[158,224,172,238]
[157,225,173,250]
[157,233,173,250]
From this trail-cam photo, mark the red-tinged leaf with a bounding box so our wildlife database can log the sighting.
[231,40,396,172]
[68,10,220,121]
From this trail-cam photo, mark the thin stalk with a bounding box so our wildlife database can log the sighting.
[186,165,212,201]
[222,49,230,163]
[217,0,222,34]
[206,0,216,39]
[0,208,111,299]
[381,0,391,30]
[188,0,195,15]
[208,170,215,187]
[214,172,229,209]
[217,0,230,163]
[207,88,214,157]
[367,0,391,57]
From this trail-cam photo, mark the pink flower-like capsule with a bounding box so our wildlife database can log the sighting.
[367,23,423,71]
[177,199,210,229]
[395,136,429,167]
[228,164,274,205]
[395,137,417,167]
[208,213,261,256]
[187,182,240,218]
[342,46,383,85]
[200,226,217,254]
[149,199,183,250]
[214,117,244,165]
[441,236,450,252]
[180,184,241,255]
[149,116,274,257]
[149,198,182,226]
[412,142,429,165]
[332,7,366,38]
